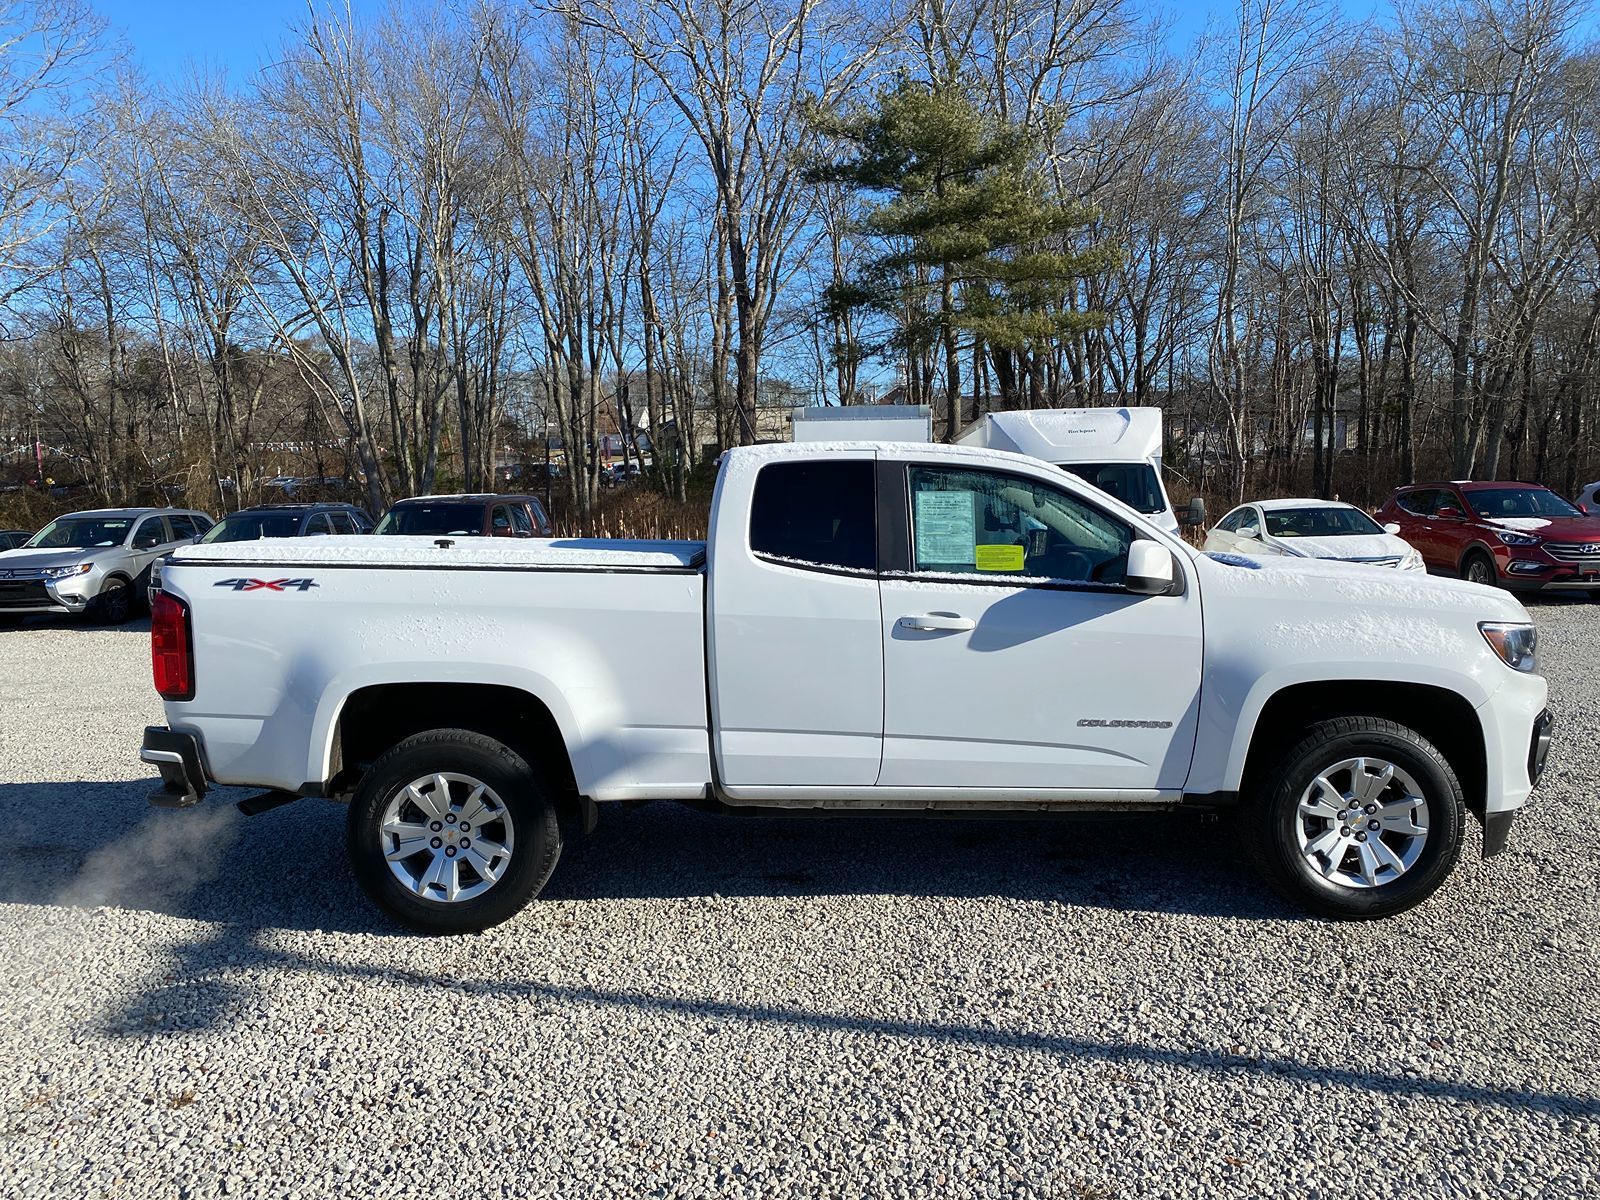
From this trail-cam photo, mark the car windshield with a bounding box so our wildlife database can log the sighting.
[202,512,305,542]
[25,516,132,549]
[375,503,484,536]
[1264,507,1384,538]
[1466,488,1581,520]
[1058,462,1166,514]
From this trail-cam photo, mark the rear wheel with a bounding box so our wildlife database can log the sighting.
[1241,717,1465,919]
[1460,550,1497,588]
[347,729,561,934]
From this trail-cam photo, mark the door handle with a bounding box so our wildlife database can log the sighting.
[898,612,976,633]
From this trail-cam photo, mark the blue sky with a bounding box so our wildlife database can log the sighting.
[94,0,1596,85]
[96,0,377,83]
[99,1,1381,84]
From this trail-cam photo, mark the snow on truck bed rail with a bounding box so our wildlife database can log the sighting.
[173,536,706,570]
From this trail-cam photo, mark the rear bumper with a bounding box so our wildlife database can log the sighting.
[141,725,209,808]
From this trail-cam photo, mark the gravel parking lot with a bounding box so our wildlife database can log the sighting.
[1,605,1597,1199]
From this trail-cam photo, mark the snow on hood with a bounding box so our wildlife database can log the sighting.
[0,546,108,570]
[1485,517,1552,531]
[1195,547,1526,615]
[1271,532,1412,560]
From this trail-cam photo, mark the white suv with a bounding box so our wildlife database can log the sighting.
[0,507,213,624]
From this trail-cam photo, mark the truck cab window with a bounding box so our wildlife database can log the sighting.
[908,466,1131,585]
[749,460,876,572]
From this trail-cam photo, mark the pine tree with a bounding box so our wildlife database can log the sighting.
[808,75,1116,438]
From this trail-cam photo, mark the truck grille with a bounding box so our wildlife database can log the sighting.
[1542,543,1600,562]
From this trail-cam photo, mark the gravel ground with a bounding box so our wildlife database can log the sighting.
[0,606,1596,1200]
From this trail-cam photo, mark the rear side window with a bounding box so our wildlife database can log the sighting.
[1395,489,1437,517]
[169,514,199,539]
[132,519,168,549]
[750,460,876,572]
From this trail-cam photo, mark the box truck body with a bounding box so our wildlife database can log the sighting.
[954,408,1178,533]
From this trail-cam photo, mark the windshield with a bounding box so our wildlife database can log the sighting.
[1264,507,1384,538]
[1058,462,1166,515]
[202,512,304,542]
[1466,488,1582,520]
[25,517,132,549]
[376,503,484,536]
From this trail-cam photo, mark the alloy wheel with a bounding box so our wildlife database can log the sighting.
[380,772,516,904]
[1294,756,1430,889]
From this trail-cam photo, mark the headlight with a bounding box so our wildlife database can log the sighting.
[1496,530,1542,546]
[42,563,92,580]
[1479,622,1538,672]
[1400,548,1425,570]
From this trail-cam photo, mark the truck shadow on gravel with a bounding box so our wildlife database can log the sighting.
[0,780,1283,931]
[6,781,1597,1122]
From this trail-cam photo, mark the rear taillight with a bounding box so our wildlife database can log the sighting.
[151,591,194,700]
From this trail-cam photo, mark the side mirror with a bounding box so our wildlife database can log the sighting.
[1383,522,1401,535]
[1436,506,1463,520]
[1177,497,1207,528]
[1236,524,1259,539]
[1126,540,1176,595]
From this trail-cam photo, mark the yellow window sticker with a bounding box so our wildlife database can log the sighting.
[974,544,1025,572]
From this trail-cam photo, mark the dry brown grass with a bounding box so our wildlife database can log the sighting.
[553,488,713,541]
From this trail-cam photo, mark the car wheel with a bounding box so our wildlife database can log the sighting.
[91,576,134,625]
[1460,550,1497,587]
[346,728,561,934]
[1241,716,1465,919]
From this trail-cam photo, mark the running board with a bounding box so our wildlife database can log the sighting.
[236,790,302,817]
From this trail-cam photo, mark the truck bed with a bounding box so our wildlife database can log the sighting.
[159,536,712,800]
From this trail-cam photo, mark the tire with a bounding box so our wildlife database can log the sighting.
[90,576,134,625]
[1460,550,1497,588]
[347,728,562,934]
[1241,716,1465,919]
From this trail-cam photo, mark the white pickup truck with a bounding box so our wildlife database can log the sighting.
[141,443,1552,933]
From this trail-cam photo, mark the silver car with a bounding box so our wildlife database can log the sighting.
[0,507,213,625]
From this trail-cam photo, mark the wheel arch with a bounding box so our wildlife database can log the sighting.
[327,681,585,829]
[1238,680,1487,820]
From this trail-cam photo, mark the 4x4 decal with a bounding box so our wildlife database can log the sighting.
[214,578,319,592]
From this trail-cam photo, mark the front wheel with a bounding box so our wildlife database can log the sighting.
[91,576,134,625]
[1241,717,1465,919]
[1460,550,1497,588]
[347,729,562,934]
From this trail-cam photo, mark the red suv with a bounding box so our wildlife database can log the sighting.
[1377,481,1600,595]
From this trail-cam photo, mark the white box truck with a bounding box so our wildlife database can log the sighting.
[792,404,931,443]
[955,407,1184,533]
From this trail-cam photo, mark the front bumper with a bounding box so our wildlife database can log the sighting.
[141,725,209,808]
[1482,707,1553,858]
[0,576,91,613]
